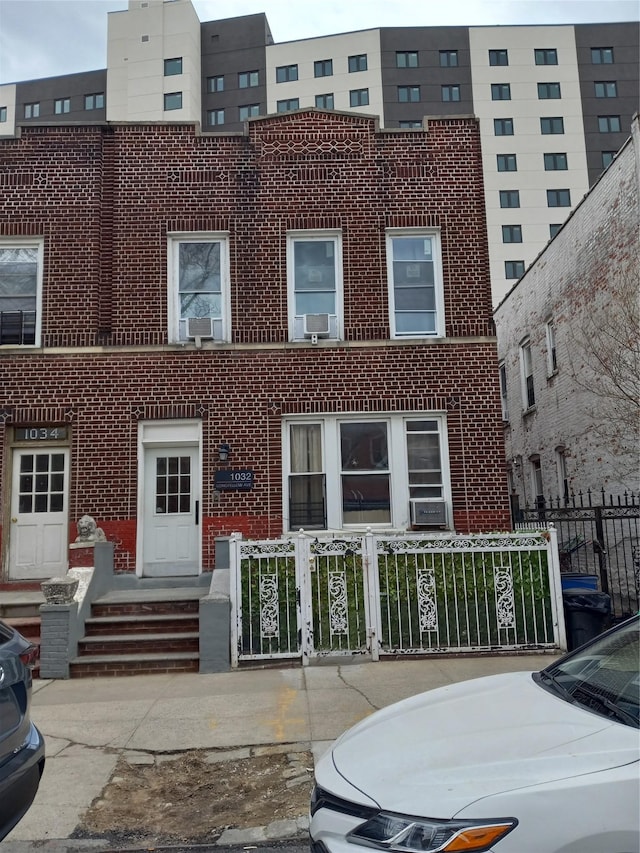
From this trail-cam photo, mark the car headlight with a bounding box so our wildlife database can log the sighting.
[348,812,517,852]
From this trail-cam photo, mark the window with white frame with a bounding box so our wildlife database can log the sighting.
[499,362,509,421]
[0,239,43,346]
[284,415,449,531]
[545,319,557,374]
[520,339,535,409]
[168,234,230,344]
[530,456,544,508]
[387,230,444,338]
[555,446,569,503]
[288,232,342,341]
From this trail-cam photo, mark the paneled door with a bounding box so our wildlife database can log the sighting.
[142,447,200,576]
[9,448,69,579]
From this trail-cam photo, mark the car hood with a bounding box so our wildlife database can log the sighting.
[329,671,638,817]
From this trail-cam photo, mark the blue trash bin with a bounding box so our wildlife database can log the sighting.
[560,572,599,592]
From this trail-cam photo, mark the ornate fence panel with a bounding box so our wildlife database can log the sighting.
[373,532,562,655]
[230,529,564,665]
[304,537,373,659]
[230,535,301,667]
[519,491,639,620]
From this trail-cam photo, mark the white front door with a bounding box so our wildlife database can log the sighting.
[142,446,200,576]
[9,448,70,579]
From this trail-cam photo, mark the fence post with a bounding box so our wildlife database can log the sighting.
[363,528,380,662]
[228,532,243,669]
[593,506,610,596]
[547,525,568,651]
[297,530,313,666]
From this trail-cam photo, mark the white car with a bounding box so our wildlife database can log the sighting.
[310,614,639,853]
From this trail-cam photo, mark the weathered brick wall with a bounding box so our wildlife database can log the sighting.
[495,118,639,504]
[0,113,510,571]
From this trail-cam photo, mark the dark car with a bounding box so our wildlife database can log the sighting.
[0,619,45,841]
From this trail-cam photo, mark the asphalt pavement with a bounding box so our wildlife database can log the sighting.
[3,652,558,852]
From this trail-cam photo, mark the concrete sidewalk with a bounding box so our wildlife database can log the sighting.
[4,652,557,851]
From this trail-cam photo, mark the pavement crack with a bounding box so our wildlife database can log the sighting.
[336,667,380,711]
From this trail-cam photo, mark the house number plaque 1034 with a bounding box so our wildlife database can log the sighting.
[16,427,68,441]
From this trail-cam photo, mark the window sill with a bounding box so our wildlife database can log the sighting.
[522,405,537,418]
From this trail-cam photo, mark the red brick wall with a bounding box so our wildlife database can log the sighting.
[0,113,509,573]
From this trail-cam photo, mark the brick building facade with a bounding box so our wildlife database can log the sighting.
[0,110,510,581]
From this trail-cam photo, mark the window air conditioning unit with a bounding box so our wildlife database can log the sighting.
[303,313,331,337]
[186,317,215,340]
[410,499,448,527]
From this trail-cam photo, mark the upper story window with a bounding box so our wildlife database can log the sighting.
[54,98,71,114]
[497,153,517,172]
[546,320,557,375]
[537,82,561,99]
[540,116,564,134]
[591,47,614,64]
[439,50,458,67]
[547,188,571,207]
[276,64,298,83]
[386,230,444,338]
[0,240,43,347]
[544,152,568,170]
[24,102,40,119]
[396,51,418,68]
[288,232,342,342]
[489,49,508,66]
[350,88,369,107]
[348,54,367,73]
[499,362,509,421]
[208,108,225,126]
[238,70,259,88]
[314,59,333,78]
[285,415,450,531]
[0,106,6,122]
[441,84,460,102]
[164,57,182,76]
[594,81,618,98]
[491,83,511,101]
[549,223,562,238]
[499,189,520,208]
[239,103,260,121]
[502,225,522,243]
[168,234,230,344]
[505,260,525,279]
[535,48,558,65]
[84,93,104,110]
[163,92,182,111]
[601,150,616,168]
[207,75,224,93]
[398,85,420,103]
[315,93,334,109]
[399,120,423,129]
[520,339,535,409]
[494,117,514,135]
[598,115,621,133]
[277,98,299,113]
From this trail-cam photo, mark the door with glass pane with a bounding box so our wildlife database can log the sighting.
[142,447,199,576]
[9,448,69,579]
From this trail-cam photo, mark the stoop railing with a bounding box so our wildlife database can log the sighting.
[230,528,565,666]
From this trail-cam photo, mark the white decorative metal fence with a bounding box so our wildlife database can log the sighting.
[229,528,566,667]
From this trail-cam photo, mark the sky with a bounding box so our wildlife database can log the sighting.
[0,0,638,85]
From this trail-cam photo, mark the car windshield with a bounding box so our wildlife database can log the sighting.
[535,615,639,728]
